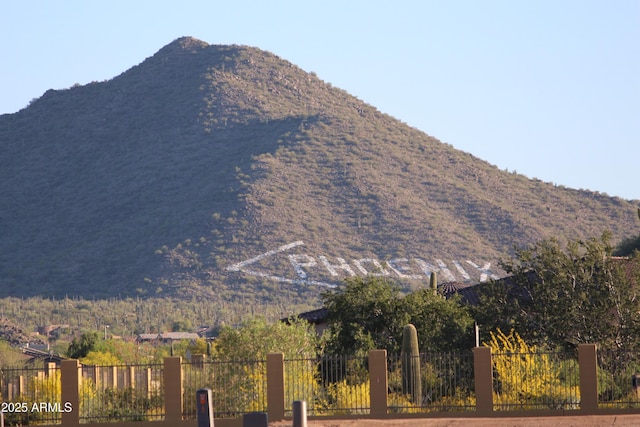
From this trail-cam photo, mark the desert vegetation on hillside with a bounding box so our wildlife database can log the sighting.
[0,37,637,309]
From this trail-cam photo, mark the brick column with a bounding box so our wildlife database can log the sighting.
[578,344,598,413]
[473,346,493,415]
[368,349,388,417]
[164,357,183,423]
[61,359,80,426]
[267,353,285,421]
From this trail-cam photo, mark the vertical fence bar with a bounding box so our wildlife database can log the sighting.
[146,367,153,399]
[267,353,285,422]
[598,348,640,408]
[369,349,388,417]
[61,359,80,426]
[17,376,24,396]
[579,344,598,413]
[46,362,56,376]
[164,357,183,423]
[473,346,493,415]
[128,365,136,389]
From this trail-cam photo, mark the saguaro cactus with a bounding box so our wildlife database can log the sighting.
[401,323,422,404]
[430,271,438,296]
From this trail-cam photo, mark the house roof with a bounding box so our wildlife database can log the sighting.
[440,281,482,305]
[135,333,159,341]
[21,345,66,363]
[158,332,200,340]
[296,307,329,324]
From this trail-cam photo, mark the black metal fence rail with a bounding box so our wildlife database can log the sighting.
[8,346,640,424]
[387,350,475,413]
[491,349,580,411]
[598,349,640,408]
[182,358,267,419]
[78,363,164,423]
[284,354,370,416]
[0,363,62,425]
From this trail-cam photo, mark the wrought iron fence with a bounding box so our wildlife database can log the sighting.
[492,349,579,411]
[284,354,370,416]
[11,345,640,424]
[387,351,475,413]
[597,349,640,408]
[0,363,63,425]
[78,363,164,423]
[182,358,267,419]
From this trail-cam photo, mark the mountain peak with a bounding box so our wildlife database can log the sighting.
[167,36,209,51]
[149,36,211,61]
[0,38,637,302]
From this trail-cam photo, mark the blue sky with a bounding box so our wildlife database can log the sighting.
[2,1,638,200]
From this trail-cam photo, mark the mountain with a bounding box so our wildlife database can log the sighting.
[0,36,637,305]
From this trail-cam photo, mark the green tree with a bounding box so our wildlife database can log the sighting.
[91,338,155,364]
[187,337,209,356]
[613,208,640,256]
[171,319,193,332]
[67,331,100,359]
[322,276,474,355]
[404,289,475,352]
[214,317,318,360]
[473,232,640,352]
[80,350,121,365]
[322,276,408,356]
[614,235,640,256]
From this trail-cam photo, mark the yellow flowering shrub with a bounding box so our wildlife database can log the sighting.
[488,329,580,410]
[326,379,369,414]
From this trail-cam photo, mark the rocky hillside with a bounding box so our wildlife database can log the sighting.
[0,37,637,305]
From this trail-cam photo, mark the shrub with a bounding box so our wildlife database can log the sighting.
[488,329,580,410]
